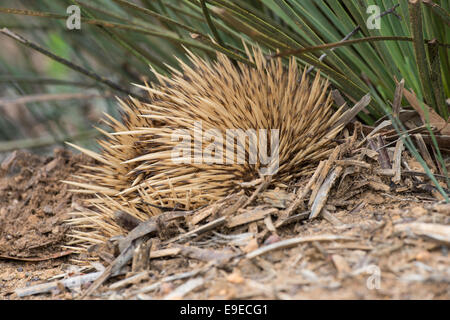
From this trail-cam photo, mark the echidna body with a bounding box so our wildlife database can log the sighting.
[66,48,345,253]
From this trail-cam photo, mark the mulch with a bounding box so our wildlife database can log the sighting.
[0,131,449,299]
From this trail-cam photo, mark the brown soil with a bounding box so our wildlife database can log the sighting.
[0,150,449,300]
[0,150,92,298]
[0,149,92,258]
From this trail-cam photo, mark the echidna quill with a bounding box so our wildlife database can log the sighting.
[65,47,346,254]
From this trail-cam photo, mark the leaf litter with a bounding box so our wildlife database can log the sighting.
[0,128,449,300]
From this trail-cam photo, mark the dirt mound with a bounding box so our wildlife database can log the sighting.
[0,149,91,258]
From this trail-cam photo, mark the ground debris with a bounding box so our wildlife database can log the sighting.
[3,134,450,300]
[394,222,450,244]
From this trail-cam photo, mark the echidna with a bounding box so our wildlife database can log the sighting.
[65,47,346,253]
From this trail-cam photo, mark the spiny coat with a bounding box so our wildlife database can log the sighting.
[64,47,345,254]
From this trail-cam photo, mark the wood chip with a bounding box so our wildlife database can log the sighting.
[395,222,450,244]
[132,239,152,272]
[354,147,379,159]
[309,166,343,219]
[81,239,138,298]
[376,168,395,176]
[227,207,277,228]
[392,79,404,117]
[163,278,204,300]
[118,219,157,253]
[178,246,235,263]
[392,138,404,183]
[264,215,276,233]
[403,87,450,134]
[190,204,219,225]
[165,217,227,244]
[109,271,149,290]
[335,159,371,169]
[150,248,181,259]
[246,234,356,259]
[221,194,247,216]
[368,181,390,192]
[332,93,371,129]
[309,147,341,206]
[248,221,258,234]
[356,120,391,149]
[119,209,196,251]
[282,160,324,218]
[376,135,392,169]
[15,271,102,298]
[275,211,310,228]
[414,134,437,172]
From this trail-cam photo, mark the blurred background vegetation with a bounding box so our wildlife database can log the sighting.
[0,0,449,197]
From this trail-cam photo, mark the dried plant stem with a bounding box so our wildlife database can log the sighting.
[422,0,450,27]
[0,28,151,103]
[272,36,449,59]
